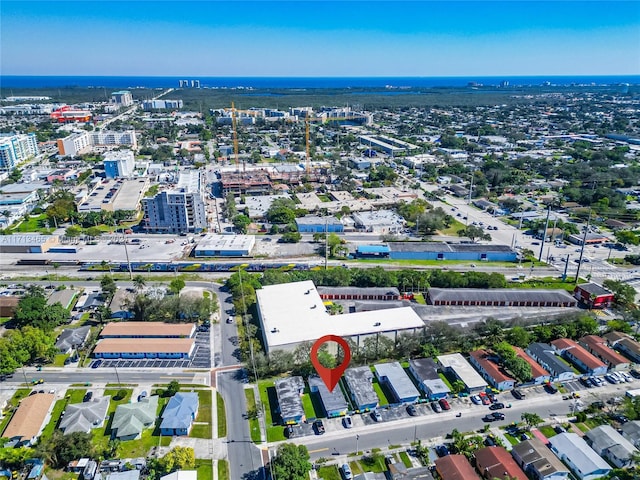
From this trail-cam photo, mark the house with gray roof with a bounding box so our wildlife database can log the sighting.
[160,392,199,436]
[344,366,379,411]
[55,326,91,354]
[622,420,640,448]
[59,396,110,434]
[374,362,420,404]
[511,437,569,480]
[275,376,305,424]
[585,425,638,469]
[526,343,576,381]
[408,358,450,400]
[549,433,611,480]
[308,375,348,418]
[111,395,158,440]
[47,289,78,310]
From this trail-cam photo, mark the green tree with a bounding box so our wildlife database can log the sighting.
[232,214,251,234]
[521,412,543,430]
[85,226,102,237]
[603,279,636,307]
[169,277,186,295]
[35,431,93,468]
[100,275,117,300]
[166,380,180,397]
[266,198,298,224]
[132,275,146,292]
[457,225,491,242]
[506,326,531,348]
[615,230,640,246]
[65,225,82,237]
[280,231,302,243]
[13,289,68,331]
[270,443,311,480]
[157,446,195,473]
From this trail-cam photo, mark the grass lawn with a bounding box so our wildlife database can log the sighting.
[538,426,556,438]
[372,380,390,406]
[43,468,79,480]
[413,293,426,304]
[52,354,70,367]
[258,379,287,442]
[92,388,133,454]
[67,389,87,404]
[317,466,341,480]
[399,451,412,468]
[217,460,229,480]
[503,433,519,446]
[244,389,261,443]
[0,389,33,435]
[189,389,212,439]
[584,417,605,429]
[11,214,54,234]
[438,373,454,391]
[507,278,577,292]
[353,258,519,268]
[301,393,316,419]
[438,218,466,235]
[40,399,68,441]
[195,459,212,480]
[216,392,227,438]
[576,423,590,433]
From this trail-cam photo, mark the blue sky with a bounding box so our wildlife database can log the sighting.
[2,1,639,76]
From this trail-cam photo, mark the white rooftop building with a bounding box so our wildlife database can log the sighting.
[549,432,611,480]
[256,280,424,354]
[194,234,255,257]
[352,210,404,234]
[437,353,488,393]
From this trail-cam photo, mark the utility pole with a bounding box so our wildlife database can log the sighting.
[467,172,474,205]
[324,216,329,270]
[538,205,551,262]
[575,210,592,284]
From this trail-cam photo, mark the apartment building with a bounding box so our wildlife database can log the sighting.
[0,133,39,170]
[57,130,137,156]
[104,150,135,178]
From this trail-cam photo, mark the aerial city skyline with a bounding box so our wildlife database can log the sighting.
[2,0,639,77]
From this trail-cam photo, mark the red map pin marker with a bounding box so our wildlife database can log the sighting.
[310,334,351,393]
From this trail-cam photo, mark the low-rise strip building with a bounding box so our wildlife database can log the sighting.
[343,366,379,411]
[469,350,515,391]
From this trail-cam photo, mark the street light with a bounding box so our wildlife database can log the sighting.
[356,434,360,456]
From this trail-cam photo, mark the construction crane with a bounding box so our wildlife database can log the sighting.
[231,102,243,173]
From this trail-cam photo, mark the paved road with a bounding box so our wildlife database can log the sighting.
[3,368,202,385]
[218,371,264,480]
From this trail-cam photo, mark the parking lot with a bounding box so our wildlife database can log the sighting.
[89,330,211,369]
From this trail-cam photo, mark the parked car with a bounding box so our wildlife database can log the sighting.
[343,416,353,429]
[489,402,505,410]
[512,389,525,400]
[439,398,451,410]
[91,360,102,369]
[372,411,382,422]
[630,369,640,379]
[284,425,295,438]
[341,464,353,480]
[481,395,491,405]
[431,402,442,413]
[554,425,567,434]
[545,384,558,394]
[407,405,418,416]
[83,391,93,402]
[471,395,482,405]
[435,445,450,457]
[313,419,325,435]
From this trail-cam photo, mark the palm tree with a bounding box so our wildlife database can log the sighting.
[132,275,146,292]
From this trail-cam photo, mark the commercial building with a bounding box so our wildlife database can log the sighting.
[437,353,488,393]
[512,347,550,384]
[142,170,207,233]
[551,338,607,376]
[408,358,450,399]
[3,393,55,446]
[111,396,158,440]
[100,322,196,338]
[256,280,424,354]
[573,283,614,309]
[579,335,629,371]
[78,178,147,213]
[193,234,255,257]
[434,455,480,480]
[474,446,527,480]
[308,375,348,418]
[388,243,517,262]
[93,338,196,359]
[469,350,515,391]
[317,286,401,302]
[343,366,379,411]
[358,134,419,155]
[548,433,611,480]
[111,91,133,107]
[526,343,576,382]
[427,289,577,307]
[604,331,640,363]
[50,106,92,123]
[142,99,183,111]
[295,215,344,233]
[373,362,420,404]
[104,150,135,178]
[0,133,38,170]
[511,437,570,480]
[275,376,305,424]
[59,396,110,434]
[159,392,199,436]
[568,232,608,245]
[355,245,391,258]
[585,425,638,469]
[352,210,404,234]
[0,234,59,254]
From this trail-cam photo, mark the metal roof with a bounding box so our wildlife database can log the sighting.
[527,343,573,375]
[575,282,612,297]
[549,433,611,477]
[428,288,576,304]
[388,242,514,253]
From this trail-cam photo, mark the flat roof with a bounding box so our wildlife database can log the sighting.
[352,210,404,227]
[295,215,343,226]
[100,322,195,338]
[437,353,488,390]
[4,393,55,441]
[93,338,195,354]
[373,362,420,400]
[575,282,612,297]
[409,358,440,382]
[274,376,305,421]
[389,242,514,253]
[256,281,424,352]
[195,234,255,252]
[428,288,576,304]
[343,366,379,408]
[308,375,348,413]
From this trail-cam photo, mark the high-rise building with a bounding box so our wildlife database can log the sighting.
[142,99,183,111]
[0,133,39,171]
[142,170,207,233]
[57,130,137,157]
[103,150,135,178]
[111,91,134,107]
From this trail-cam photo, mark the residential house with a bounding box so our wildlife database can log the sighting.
[437,353,488,393]
[604,331,640,363]
[59,396,110,434]
[111,395,159,440]
[308,375,348,418]
[579,335,629,371]
[511,437,569,480]
[526,343,576,382]
[275,376,305,424]
[621,421,640,448]
[512,347,550,384]
[160,471,198,480]
[548,433,611,480]
[55,326,91,354]
[343,366,379,411]
[551,338,607,376]
[434,455,481,480]
[474,446,528,480]
[373,362,421,404]
[585,425,638,469]
[3,393,55,446]
[108,288,134,319]
[408,358,450,400]
[159,392,199,436]
[469,350,515,391]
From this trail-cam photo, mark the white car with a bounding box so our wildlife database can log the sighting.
[343,416,353,429]
[471,395,482,405]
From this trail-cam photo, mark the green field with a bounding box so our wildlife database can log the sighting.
[189,389,212,439]
[217,460,229,480]
[195,459,213,480]
[317,466,341,480]
[258,379,286,442]
[216,392,227,438]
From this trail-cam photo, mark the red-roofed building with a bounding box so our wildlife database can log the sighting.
[469,349,515,391]
[435,455,480,480]
[573,283,614,309]
[579,335,630,371]
[50,106,93,124]
[513,346,551,384]
[551,338,608,376]
[474,446,528,480]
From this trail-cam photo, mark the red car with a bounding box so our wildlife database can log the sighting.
[439,398,451,410]
[481,395,491,405]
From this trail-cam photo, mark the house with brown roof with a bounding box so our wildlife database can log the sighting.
[434,455,480,480]
[551,338,607,376]
[512,347,550,384]
[469,350,515,391]
[99,322,196,339]
[579,335,629,371]
[3,392,55,446]
[474,446,528,480]
[604,331,640,363]
[93,338,195,359]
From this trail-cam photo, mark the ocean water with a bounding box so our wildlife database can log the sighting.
[1,75,639,89]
